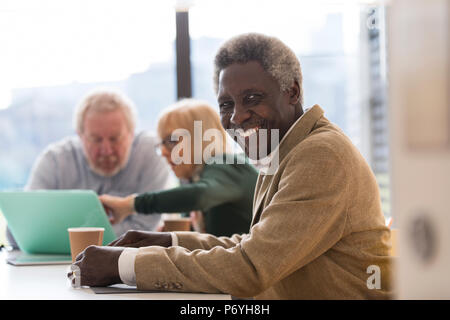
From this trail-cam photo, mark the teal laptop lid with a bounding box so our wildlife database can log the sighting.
[0,190,117,254]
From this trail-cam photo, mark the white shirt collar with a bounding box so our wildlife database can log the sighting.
[255,108,309,175]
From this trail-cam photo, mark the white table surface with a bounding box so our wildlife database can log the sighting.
[0,251,231,300]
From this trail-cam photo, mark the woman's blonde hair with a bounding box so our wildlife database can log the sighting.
[157,99,230,163]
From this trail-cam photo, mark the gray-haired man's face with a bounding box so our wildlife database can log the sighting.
[79,109,133,177]
[217,61,299,160]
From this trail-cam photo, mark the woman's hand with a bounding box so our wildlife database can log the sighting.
[99,194,136,224]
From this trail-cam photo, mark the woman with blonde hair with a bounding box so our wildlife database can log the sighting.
[100,99,258,237]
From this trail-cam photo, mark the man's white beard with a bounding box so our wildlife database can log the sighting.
[87,147,132,178]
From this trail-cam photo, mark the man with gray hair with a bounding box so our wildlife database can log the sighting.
[7,88,171,247]
[69,34,393,299]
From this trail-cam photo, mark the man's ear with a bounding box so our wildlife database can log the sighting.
[288,80,301,105]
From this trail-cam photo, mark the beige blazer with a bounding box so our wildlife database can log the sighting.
[135,105,393,299]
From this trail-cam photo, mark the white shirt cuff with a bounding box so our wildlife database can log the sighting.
[171,232,178,247]
[118,247,138,286]
[118,234,177,286]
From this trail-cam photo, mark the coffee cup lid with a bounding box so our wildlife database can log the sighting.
[67,227,105,232]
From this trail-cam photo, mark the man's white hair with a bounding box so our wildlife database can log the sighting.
[214,33,303,106]
[74,88,137,134]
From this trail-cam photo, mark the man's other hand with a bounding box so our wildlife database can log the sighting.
[108,230,172,248]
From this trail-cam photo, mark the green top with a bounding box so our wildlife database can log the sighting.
[134,154,258,237]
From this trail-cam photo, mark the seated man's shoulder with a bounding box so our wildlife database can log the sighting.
[293,125,358,163]
[133,131,159,148]
[128,131,165,169]
[41,136,82,158]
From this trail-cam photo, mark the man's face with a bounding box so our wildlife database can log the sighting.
[79,109,133,177]
[217,61,295,160]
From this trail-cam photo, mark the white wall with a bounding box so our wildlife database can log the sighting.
[388,0,450,299]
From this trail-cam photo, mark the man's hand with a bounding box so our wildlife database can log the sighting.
[99,194,136,224]
[69,245,124,287]
[108,230,172,248]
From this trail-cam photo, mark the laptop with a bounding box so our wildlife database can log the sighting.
[0,190,117,264]
[2,249,73,266]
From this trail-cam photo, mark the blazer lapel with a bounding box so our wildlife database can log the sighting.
[250,105,325,227]
[251,173,272,226]
[252,174,264,209]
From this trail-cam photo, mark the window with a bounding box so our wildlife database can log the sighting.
[365,7,390,218]
[0,0,176,190]
[190,0,365,151]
